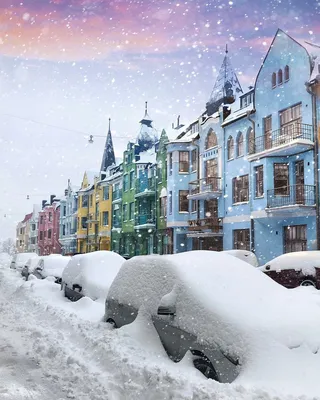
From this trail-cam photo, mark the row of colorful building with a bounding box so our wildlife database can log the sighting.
[16,29,320,265]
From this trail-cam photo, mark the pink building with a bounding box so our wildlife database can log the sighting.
[38,195,61,256]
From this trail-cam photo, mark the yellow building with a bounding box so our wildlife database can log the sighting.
[76,171,98,253]
[97,178,113,250]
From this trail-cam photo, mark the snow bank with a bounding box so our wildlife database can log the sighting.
[260,251,320,274]
[62,251,125,300]
[0,252,12,267]
[222,249,259,267]
[10,252,38,270]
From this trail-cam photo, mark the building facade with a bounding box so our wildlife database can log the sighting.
[59,180,78,256]
[38,196,61,256]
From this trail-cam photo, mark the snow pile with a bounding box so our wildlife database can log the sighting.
[108,250,320,396]
[24,255,40,273]
[260,251,320,274]
[0,252,12,267]
[10,252,38,270]
[62,251,125,301]
[222,249,259,267]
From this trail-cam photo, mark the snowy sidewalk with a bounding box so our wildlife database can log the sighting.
[0,265,317,400]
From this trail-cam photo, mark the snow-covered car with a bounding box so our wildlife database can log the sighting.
[222,249,259,267]
[10,252,38,271]
[260,251,320,288]
[104,250,320,383]
[32,255,71,284]
[61,251,125,302]
[21,255,40,280]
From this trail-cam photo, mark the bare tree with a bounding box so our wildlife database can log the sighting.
[0,238,17,256]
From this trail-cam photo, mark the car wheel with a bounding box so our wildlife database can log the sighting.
[106,318,117,328]
[300,279,316,287]
[193,356,219,381]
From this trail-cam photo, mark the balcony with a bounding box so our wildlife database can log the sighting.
[247,123,313,160]
[135,178,156,198]
[266,184,316,213]
[134,214,156,229]
[188,177,222,200]
[87,213,99,223]
[112,189,122,202]
[188,217,222,233]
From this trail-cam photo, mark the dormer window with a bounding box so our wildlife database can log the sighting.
[206,129,218,149]
[272,72,276,88]
[278,69,283,85]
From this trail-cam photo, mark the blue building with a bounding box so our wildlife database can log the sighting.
[59,179,79,256]
[167,29,320,265]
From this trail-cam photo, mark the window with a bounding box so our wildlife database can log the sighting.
[168,153,173,176]
[192,200,197,213]
[123,174,129,191]
[204,199,218,218]
[179,190,189,212]
[264,115,272,149]
[255,166,264,197]
[274,163,289,195]
[62,225,66,236]
[248,128,255,154]
[103,186,109,200]
[49,212,52,222]
[232,175,249,203]
[237,132,244,157]
[81,217,87,229]
[129,171,134,189]
[123,204,128,221]
[44,231,46,238]
[48,229,52,239]
[179,151,189,173]
[63,205,66,216]
[205,158,218,190]
[227,136,234,160]
[284,65,290,81]
[32,224,36,231]
[40,231,43,240]
[272,72,276,88]
[160,196,167,217]
[129,202,135,220]
[278,69,283,85]
[206,130,217,149]
[284,225,307,253]
[191,149,197,172]
[169,191,173,215]
[103,211,109,226]
[40,215,43,224]
[31,237,36,245]
[233,229,250,251]
[280,103,301,136]
[82,195,88,207]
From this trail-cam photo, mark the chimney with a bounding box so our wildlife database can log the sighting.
[42,200,47,209]
[50,194,56,205]
[177,115,180,127]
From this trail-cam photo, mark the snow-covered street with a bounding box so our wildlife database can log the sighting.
[0,259,318,400]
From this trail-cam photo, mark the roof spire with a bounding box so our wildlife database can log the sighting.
[145,101,148,116]
[225,43,228,54]
[100,117,115,172]
[108,117,111,133]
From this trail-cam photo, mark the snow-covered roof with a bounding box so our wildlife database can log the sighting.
[85,170,99,186]
[136,147,157,164]
[222,103,254,126]
[260,251,320,274]
[301,41,320,83]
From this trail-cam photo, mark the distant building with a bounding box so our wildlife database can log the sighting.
[28,204,41,253]
[59,180,78,256]
[38,195,61,256]
[16,212,32,253]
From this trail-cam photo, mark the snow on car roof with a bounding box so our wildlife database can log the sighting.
[222,249,259,267]
[260,251,320,274]
[15,253,38,262]
[62,251,125,301]
[108,251,320,363]
[39,255,71,279]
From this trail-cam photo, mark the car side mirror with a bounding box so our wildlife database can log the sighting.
[157,287,177,316]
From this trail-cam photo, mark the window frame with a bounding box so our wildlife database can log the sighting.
[237,132,244,157]
[255,165,264,198]
[227,136,234,160]
[179,190,189,212]
[205,130,218,150]
[233,229,250,251]
[284,225,307,253]
[284,65,290,81]
[278,69,283,85]
[274,163,289,196]
[191,149,197,172]
[272,72,276,88]
[232,174,249,203]
[179,151,189,173]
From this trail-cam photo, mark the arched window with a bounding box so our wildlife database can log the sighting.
[272,72,276,88]
[206,129,218,149]
[237,132,244,157]
[248,128,255,154]
[278,69,283,85]
[227,136,234,160]
[284,65,289,81]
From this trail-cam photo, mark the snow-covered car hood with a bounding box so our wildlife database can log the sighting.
[260,251,320,274]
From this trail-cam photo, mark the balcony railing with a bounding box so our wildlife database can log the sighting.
[249,123,313,155]
[188,217,222,232]
[267,184,316,209]
[135,177,156,195]
[135,214,156,226]
[189,177,222,196]
[113,189,122,201]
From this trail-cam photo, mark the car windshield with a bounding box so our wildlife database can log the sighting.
[0,0,319,398]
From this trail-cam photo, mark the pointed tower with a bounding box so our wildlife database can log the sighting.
[136,102,158,152]
[206,45,243,116]
[100,118,116,172]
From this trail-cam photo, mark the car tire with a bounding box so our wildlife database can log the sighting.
[193,356,219,381]
[106,318,117,328]
[300,279,316,287]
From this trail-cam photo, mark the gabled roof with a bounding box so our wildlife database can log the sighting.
[22,212,33,223]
